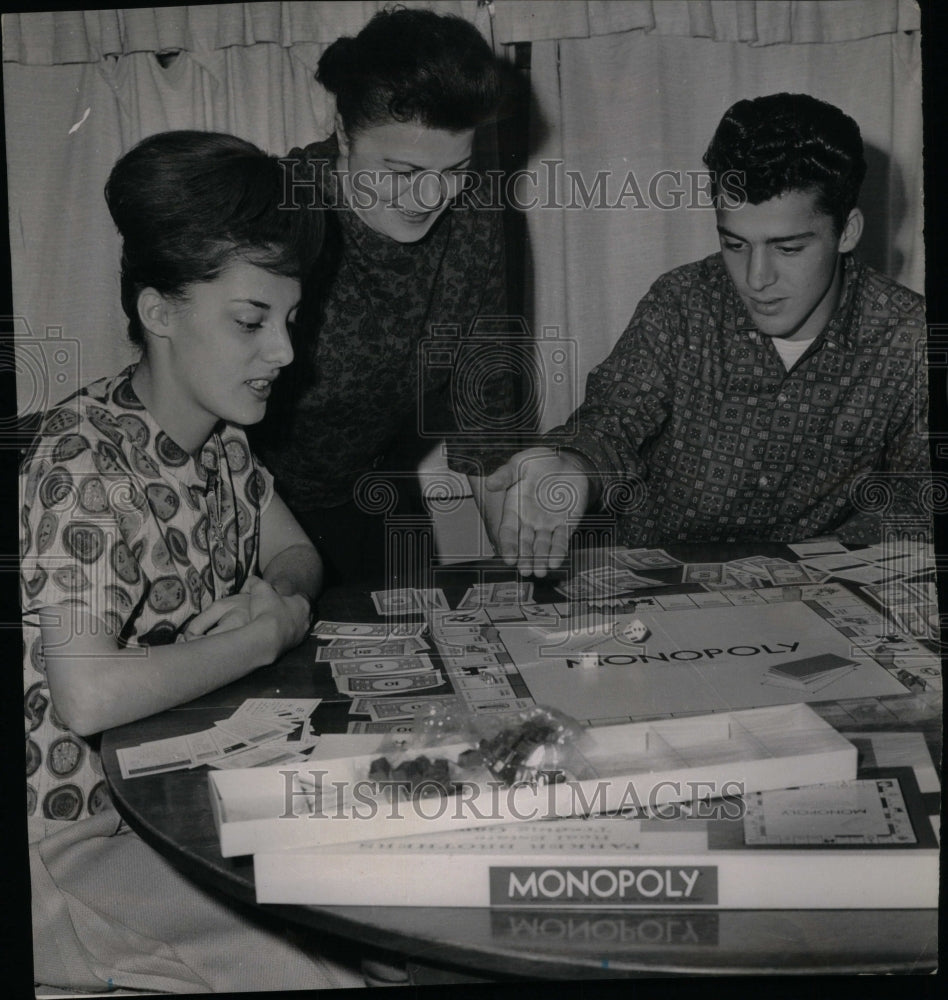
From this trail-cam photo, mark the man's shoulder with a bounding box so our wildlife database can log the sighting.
[637,254,731,319]
[650,253,728,294]
[611,255,730,344]
[845,260,925,355]
[851,259,925,320]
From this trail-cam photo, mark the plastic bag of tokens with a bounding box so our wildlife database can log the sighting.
[364,701,478,798]
[414,701,593,787]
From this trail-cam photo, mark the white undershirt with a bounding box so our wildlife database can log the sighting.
[770,335,816,370]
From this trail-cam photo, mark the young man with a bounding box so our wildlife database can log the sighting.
[485,93,929,576]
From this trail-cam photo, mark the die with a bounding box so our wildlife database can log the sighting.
[623,618,651,643]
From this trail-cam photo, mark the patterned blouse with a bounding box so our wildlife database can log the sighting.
[550,254,929,544]
[256,136,516,510]
[20,367,273,822]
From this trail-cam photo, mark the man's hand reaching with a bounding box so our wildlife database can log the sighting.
[484,447,591,577]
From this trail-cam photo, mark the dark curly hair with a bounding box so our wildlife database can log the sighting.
[105,130,324,347]
[702,93,866,233]
[317,7,504,135]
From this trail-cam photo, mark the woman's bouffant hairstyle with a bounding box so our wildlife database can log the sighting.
[702,93,866,234]
[105,130,324,347]
[317,8,504,135]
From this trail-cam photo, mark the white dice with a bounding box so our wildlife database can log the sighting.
[623,618,651,643]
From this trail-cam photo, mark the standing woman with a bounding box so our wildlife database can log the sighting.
[20,131,363,992]
[257,7,518,584]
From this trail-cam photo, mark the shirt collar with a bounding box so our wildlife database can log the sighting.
[113,366,224,490]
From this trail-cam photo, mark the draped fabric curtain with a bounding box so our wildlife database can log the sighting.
[1,1,922,59]
[3,43,336,404]
[1,2,485,62]
[490,0,921,43]
[2,1,924,427]
[2,2,494,411]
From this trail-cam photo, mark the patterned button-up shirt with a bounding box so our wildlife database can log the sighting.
[549,254,928,544]
[20,367,273,823]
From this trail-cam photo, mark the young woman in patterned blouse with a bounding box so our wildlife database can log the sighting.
[20,131,363,992]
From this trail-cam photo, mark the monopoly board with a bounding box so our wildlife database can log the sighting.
[428,583,934,725]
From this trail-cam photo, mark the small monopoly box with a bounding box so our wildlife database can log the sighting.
[208,703,857,857]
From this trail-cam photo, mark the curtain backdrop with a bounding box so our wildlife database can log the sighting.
[1,1,921,60]
[2,1,924,428]
[490,0,921,43]
[1,2,482,63]
[3,43,338,405]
